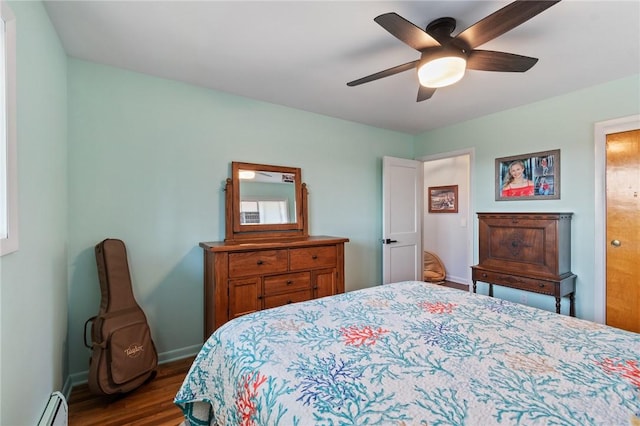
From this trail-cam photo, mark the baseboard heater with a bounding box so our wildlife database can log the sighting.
[37,391,68,426]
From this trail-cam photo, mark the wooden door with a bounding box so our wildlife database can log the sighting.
[382,156,422,284]
[606,129,640,333]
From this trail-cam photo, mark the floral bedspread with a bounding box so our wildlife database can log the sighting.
[175,281,640,425]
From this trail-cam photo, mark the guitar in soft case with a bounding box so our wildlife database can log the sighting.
[84,238,158,395]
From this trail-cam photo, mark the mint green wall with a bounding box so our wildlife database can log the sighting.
[66,58,413,376]
[414,74,640,320]
[3,1,638,411]
[0,2,67,424]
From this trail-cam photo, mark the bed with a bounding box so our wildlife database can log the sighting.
[175,281,640,425]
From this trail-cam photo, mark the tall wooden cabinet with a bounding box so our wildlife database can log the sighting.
[471,212,576,316]
[201,236,348,337]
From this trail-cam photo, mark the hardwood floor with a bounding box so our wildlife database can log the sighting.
[67,356,194,426]
[68,282,467,425]
[441,280,469,291]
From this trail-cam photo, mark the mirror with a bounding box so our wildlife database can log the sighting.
[226,162,308,242]
[238,168,297,225]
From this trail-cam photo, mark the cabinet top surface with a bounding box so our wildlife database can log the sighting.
[200,235,349,252]
[477,212,573,216]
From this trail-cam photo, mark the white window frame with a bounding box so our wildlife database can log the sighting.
[0,0,17,256]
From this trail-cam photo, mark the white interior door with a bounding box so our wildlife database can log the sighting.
[382,156,422,284]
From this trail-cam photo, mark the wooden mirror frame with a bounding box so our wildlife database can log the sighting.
[225,162,308,242]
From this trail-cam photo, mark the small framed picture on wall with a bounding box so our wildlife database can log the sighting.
[428,185,458,213]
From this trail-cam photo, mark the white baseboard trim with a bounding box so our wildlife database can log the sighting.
[445,274,469,286]
[65,343,203,397]
[158,343,202,364]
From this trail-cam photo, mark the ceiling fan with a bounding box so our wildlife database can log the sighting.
[347,0,561,102]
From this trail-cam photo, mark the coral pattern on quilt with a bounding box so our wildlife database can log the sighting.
[174,281,640,425]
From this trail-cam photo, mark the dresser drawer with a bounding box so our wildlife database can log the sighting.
[473,269,554,295]
[290,245,337,270]
[263,289,313,309]
[228,249,288,278]
[264,272,310,295]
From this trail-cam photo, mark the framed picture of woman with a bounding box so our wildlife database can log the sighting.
[495,149,560,201]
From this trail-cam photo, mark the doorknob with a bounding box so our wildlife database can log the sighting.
[610,239,622,247]
[382,239,398,244]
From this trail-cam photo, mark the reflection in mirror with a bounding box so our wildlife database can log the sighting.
[238,169,296,225]
[228,162,306,241]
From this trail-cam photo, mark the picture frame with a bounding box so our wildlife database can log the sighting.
[428,185,458,213]
[495,149,560,201]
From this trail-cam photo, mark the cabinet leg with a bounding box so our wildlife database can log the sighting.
[489,283,493,297]
[555,297,561,314]
[569,293,575,317]
[472,280,477,293]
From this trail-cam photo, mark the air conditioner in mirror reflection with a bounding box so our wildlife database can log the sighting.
[240,200,290,225]
[239,169,295,184]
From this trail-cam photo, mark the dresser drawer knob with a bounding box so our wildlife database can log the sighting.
[286,280,293,285]
[312,255,318,260]
[539,283,545,288]
[482,273,487,278]
[256,260,263,265]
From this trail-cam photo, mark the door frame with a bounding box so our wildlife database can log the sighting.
[416,147,475,287]
[593,114,640,323]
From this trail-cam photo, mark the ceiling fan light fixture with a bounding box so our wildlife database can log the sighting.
[418,56,467,88]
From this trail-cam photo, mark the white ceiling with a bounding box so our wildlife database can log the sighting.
[44,1,640,135]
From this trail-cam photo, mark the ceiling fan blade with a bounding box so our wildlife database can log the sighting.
[467,50,539,72]
[456,0,561,49]
[417,86,437,102]
[347,60,418,87]
[374,12,441,51]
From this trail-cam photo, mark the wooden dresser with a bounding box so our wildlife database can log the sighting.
[201,236,348,337]
[471,212,576,316]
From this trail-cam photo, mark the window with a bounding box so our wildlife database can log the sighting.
[0,0,17,255]
[239,199,289,225]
